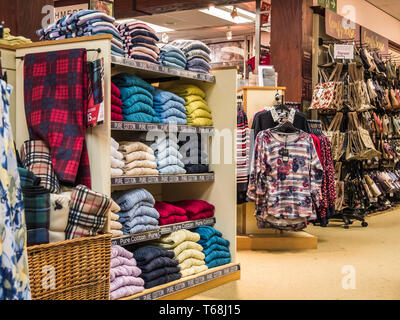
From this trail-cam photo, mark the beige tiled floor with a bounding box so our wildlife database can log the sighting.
[188,210,400,300]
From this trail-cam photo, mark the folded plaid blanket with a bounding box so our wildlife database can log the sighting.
[20,140,60,193]
[23,186,50,231]
[18,167,40,188]
[65,185,111,239]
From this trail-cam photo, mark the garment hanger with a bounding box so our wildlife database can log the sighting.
[271,120,300,133]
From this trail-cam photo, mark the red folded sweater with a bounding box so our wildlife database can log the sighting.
[189,210,214,221]
[111,94,123,107]
[154,202,186,218]
[173,200,215,215]
[111,112,123,121]
[112,104,122,114]
[158,215,189,226]
[111,82,121,98]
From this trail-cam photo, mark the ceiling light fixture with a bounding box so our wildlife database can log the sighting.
[224,5,256,20]
[226,27,232,40]
[231,6,238,20]
[208,3,215,10]
[199,7,253,24]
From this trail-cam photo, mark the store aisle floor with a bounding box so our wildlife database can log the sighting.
[188,210,400,300]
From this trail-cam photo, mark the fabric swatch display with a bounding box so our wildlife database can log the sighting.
[133,246,181,289]
[173,200,215,221]
[49,191,72,243]
[110,245,144,300]
[195,226,231,268]
[154,202,188,225]
[65,185,111,239]
[153,89,187,124]
[112,188,160,235]
[169,84,213,126]
[151,135,186,175]
[111,82,123,121]
[0,78,31,300]
[169,40,211,73]
[117,21,160,64]
[23,48,91,188]
[110,137,125,177]
[179,133,210,173]
[159,44,187,70]
[36,10,124,56]
[112,73,159,123]
[155,229,207,278]
[118,141,158,176]
[20,140,61,193]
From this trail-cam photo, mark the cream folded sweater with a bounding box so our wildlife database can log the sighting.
[176,249,205,263]
[124,160,157,171]
[178,257,205,270]
[119,141,154,154]
[180,265,208,278]
[124,168,159,176]
[125,151,156,164]
[158,229,200,249]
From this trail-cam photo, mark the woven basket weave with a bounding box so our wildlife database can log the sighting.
[27,233,111,300]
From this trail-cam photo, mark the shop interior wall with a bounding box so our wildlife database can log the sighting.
[336,0,400,45]
[0,0,53,41]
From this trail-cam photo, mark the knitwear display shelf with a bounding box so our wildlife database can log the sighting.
[111,173,215,186]
[111,217,216,246]
[111,55,216,83]
[111,120,214,134]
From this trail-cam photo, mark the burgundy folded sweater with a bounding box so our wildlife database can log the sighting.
[112,112,123,121]
[173,200,215,215]
[154,202,186,218]
[189,210,214,220]
[112,94,123,107]
[158,215,189,226]
[111,82,121,98]
[112,104,123,114]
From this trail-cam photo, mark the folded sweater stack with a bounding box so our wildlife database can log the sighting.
[155,230,207,278]
[160,44,187,70]
[170,40,211,74]
[110,200,123,238]
[112,73,159,123]
[154,202,189,225]
[170,84,213,126]
[153,89,187,125]
[36,10,124,56]
[110,137,125,177]
[179,133,210,173]
[174,200,215,221]
[113,188,160,235]
[151,135,186,175]
[117,22,160,64]
[195,226,231,268]
[111,83,123,121]
[110,245,144,300]
[134,246,181,289]
[118,141,158,176]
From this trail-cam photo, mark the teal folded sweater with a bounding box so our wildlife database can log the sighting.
[123,112,160,123]
[119,86,153,102]
[123,93,153,107]
[112,73,155,93]
[122,102,157,116]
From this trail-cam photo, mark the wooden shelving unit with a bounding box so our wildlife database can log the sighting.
[14,35,240,300]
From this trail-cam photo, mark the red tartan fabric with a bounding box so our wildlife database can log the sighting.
[23,49,91,188]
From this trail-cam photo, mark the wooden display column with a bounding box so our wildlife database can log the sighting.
[270,0,314,104]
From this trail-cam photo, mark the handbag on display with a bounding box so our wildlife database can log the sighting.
[309,63,343,112]
[324,112,345,161]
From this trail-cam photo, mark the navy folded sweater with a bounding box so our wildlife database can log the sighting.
[140,266,180,282]
[134,246,174,265]
[144,272,181,289]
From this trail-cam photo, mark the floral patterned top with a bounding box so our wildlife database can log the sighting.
[247,130,323,230]
[0,80,31,299]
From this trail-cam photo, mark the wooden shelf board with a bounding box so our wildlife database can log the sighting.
[14,34,112,49]
[237,232,318,250]
[111,217,216,246]
[111,120,214,133]
[111,55,216,83]
[119,263,240,300]
[111,173,215,186]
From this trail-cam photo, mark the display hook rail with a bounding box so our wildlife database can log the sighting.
[16,48,101,60]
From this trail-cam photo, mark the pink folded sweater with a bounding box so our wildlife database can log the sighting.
[110,265,142,281]
[110,275,145,292]
[110,285,145,300]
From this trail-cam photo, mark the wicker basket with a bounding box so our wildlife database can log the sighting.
[27,233,111,300]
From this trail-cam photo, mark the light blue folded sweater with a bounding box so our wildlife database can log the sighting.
[154,100,186,114]
[153,89,186,106]
[118,204,160,223]
[158,165,186,175]
[151,139,179,154]
[155,107,187,120]
[113,188,155,211]
[123,215,159,229]
[159,117,187,125]
[122,224,160,235]
[157,155,185,169]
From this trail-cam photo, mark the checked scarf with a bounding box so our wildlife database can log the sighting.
[23,49,91,188]
[65,185,111,239]
[20,140,60,193]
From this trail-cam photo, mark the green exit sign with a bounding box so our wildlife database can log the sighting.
[318,0,337,13]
